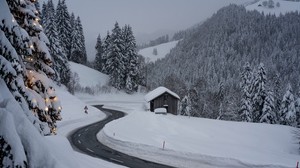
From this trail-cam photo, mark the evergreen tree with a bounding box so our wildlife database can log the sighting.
[56,0,72,59]
[0,136,18,167]
[216,103,224,120]
[240,62,253,122]
[180,95,191,116]
[106,22,125,90]
[189,88,200,117]
[122,25,140,93]
[69,16,87,64]
[0,0,63,166]
[240,95,253,122]
[77,16,87,64]
[280,84,296,126]
[273,73,282,119]
[42,0,72,89]
[252,63,267,122]
[295,91,300,127]
[260,90,276,124]
[101,31,111,74]
[40,2,48,27]
[94,34,104,72]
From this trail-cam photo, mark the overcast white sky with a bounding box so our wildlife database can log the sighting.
[40,0,250,61]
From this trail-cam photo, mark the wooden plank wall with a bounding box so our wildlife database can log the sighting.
[151,92,178,115]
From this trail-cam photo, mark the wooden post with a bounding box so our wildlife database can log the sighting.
[296,161,299,168]
[162,141,165,150]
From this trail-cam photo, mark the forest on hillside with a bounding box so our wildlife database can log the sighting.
[147,5,300,126]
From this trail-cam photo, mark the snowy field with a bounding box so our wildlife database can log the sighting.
[69,61,109,87]
[87,94,299,168]
[43,61,300,168]
[246,0,300,16]
[46,62,125,168]
[47,87,126,168]
[76,91,300,168]
[138,40,179,63]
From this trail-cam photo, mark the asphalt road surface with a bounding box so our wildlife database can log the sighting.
[69,105,174,168]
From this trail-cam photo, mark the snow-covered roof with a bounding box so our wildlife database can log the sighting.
[145,86,180,102]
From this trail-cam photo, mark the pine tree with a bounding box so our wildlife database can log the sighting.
[106,22,125,90]
[240,95,253,122]
[240,62,253,122]
[180,95,191,116]
[280,84,296,126]
[5,0,63,134]
[94,34,104,72]
[260,90,277,124]
[122,25,140,93]
[101,31,111,74]
[273,73,282,119]
[56,0,72,59]
[189,88,200,117]
[69,16,87,64]
[252,63,267,122]
[0,0,63,166]
[295,91,300,127]
[40,2,48,27]
[77,16,87,64]
[216,103,224,120]
[42,0,72,89]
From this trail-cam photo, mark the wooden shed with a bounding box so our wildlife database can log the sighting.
[145,87,180,115]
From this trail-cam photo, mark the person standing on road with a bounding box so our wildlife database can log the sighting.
[84,105,88,114]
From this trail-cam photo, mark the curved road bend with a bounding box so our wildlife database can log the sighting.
[68,105,174,168]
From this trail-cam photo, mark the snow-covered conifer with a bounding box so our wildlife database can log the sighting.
[240,62,253,122]
[180,95,191,116]
[42,0,72,88]
[106,22,125,90]
[0,0,63,166]
[122,24,140,92]
[260,90,277,124]
[56,0,72,59]
[279,84,296,126]
[295,91,300,127]
[101,31,111,74]
[94,34,104,72]
[189,88,200,117]
[69,16,87,64]
[252,63,267,122]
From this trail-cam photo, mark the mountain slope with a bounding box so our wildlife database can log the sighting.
[246,0,300,15]
[146,4,300,119]
[69,62,109,87]
[138,40,179,63]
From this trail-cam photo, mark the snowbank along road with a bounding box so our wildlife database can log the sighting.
[69,105,174,168]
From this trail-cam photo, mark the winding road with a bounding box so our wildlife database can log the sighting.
[68,105,174,168]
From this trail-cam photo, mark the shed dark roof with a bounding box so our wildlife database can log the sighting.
[144,86,180,102]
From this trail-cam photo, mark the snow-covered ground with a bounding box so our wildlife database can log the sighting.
[46,87,126,168]
[76,90,300,168]
[246,0,300,15]
[16,60,296,168]
[60,62,300,168]
[138,40,179,63]
[69,61,109,87]
[42,62,125,167]
[66,90,300,168]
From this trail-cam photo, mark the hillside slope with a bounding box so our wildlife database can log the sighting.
[146,4,300,119]
[246,0,300,15]
[138,40,179,63]
[69,62,109,88]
